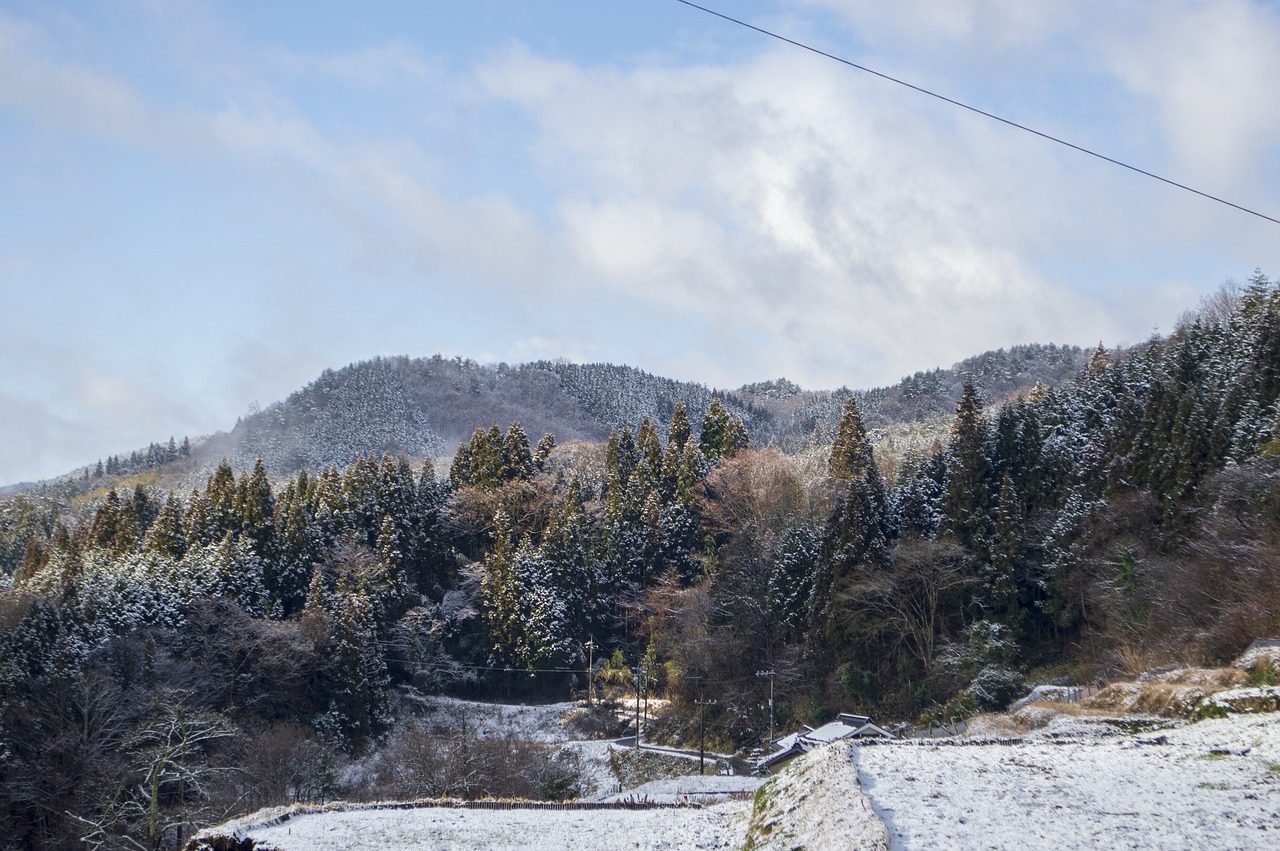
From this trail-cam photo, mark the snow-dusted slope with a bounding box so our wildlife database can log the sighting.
[743,740,890,851]
[854,713,1280,850]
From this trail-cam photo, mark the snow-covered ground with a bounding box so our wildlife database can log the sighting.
[195,694,1280,851]
[853,712,1280,850]
[743,740,888,851]
[594,773,761,804]
[403,694,579,742]
[233,802,750,851]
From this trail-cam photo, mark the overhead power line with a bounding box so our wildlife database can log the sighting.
[675,0,1280,228]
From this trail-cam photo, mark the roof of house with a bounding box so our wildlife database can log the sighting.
[756,712,895,770]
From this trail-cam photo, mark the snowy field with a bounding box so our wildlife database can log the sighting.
[853,713,1280,850]
[221,801,750,851]
[196,696,1280,850]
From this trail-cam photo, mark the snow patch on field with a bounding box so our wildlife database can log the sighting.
[209,801,751,851]
[853,712,1280,849]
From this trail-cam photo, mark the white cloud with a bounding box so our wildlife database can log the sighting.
[789,0,1073,49]
[1100,0,1280,188]
[478,43,1123,388]
[1,0,1276,484]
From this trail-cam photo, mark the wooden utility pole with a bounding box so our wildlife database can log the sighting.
[632,666,643,749]
[692,677,717,775]
[757,669,776,746]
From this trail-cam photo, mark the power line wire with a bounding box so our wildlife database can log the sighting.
[675,0,1280,227]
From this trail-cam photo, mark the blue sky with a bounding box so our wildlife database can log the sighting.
[2,0,1279,484]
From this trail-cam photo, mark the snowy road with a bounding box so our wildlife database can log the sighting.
[852,714,1280,850]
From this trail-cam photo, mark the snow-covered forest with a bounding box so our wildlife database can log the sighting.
[2,273,1279,849]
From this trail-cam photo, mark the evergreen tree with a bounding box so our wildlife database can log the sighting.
[236,457,276,562]
[413,462,451,593]
[633,417,664,496]
[274,478,320,615]
[144,493,187,560]
[828,396,877,482]
[449,439,474,490]
[88,489,123,552]
[328,590,391,742]
[667,400,692,454]
[944,383,994,554]
[768,522,819,641]
[1083,343,1110,377]
[502,421,535,482]
[809,472,889,655]
[533,432,557,471]
[699,398,746,463]
[891,450,947,539]
[987,474,1023,633]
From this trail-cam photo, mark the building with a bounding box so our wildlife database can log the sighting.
[757,713,895,773]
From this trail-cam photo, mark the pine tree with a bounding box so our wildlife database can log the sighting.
[891,452,946,538]
[607,427,638,490]
[199,460,238,546]
[88,490,123,552]
[944,383,994,554]
[413,462,451,593]
[1083,343,1109,377]
[328,590,390,742]
[375,514,412,613]
[809,472,888,654]
[144,493,187,560]
[449,439,474,490]
[237,457,276,562]
[699,398,747,463]
[668,401,692,453]
[533,432,557,471]
[480,509,521,662]
[987,475,1023,633]
[700,399,733,463]
[633,417,664,496]
[502,421,534,482]
[768,522,819,641]
[273,479,319,616]
[828,396,877,482]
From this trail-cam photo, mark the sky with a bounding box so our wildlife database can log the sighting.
[2,0,1279,485]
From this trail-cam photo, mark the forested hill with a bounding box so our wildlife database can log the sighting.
[29,343,1087,491]
[3,274,1279,849]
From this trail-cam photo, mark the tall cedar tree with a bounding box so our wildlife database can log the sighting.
[944,383,994,555]
[810,396,889,657]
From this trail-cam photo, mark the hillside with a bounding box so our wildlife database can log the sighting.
[5,274,1280,850]
[13,343,1087,493]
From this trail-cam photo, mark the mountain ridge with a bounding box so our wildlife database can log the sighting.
[12,343,1089,493]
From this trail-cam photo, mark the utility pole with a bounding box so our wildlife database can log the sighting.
[691,677,717,775]
[756,670,776,746]
[586,638,595,706]
[632,666,644,749]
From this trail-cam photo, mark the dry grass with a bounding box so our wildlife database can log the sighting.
[1143,667,1247,688]
[1113,644,1211,678]
[967,666,1253,734]
[964,702,1118,738]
